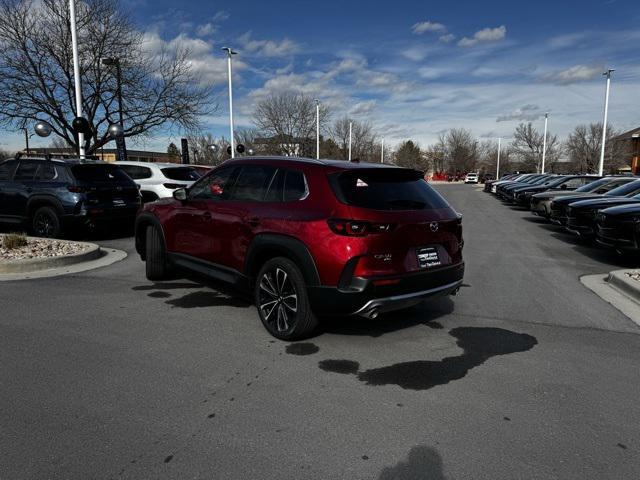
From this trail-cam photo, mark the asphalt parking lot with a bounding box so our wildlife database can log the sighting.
[1,184,639,480]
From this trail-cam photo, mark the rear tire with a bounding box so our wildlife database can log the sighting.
[255,257,318,340]
[31,206,61,238]
[145,225,169,281]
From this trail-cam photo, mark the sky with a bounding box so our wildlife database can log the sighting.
[4,0,640,153]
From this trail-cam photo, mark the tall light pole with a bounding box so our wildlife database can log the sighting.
[381,137,384,163]
[496,137,501,179]
[348,122,352,161]
[541,112,548,174]
[598,69,614,176]
[102,57,128,161]
[315,99,320,159]
[222,47,237,158]
[69,0,85,158]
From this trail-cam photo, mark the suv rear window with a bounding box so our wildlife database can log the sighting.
[329,169,449,210]
[70,164,132,183]
[161,167,201,181]
[120,164,153,180]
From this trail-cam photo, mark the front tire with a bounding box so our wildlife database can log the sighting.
[32,206,61,238]
[145,225,170,281]
[255,257,318,340]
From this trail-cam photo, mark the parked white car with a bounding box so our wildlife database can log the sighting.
[464,172,479,184]
[115,162,202,202]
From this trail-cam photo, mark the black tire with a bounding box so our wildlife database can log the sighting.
[255,256,318,340]
[31,206,61,238]
[145,225,169,281]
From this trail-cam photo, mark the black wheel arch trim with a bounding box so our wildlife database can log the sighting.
[135,212,167,259]
[245,234,321,286]
[27,195,65,217]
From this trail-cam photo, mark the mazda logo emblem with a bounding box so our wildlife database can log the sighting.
[429,222,439,232]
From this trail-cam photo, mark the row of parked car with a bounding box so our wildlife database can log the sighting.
[484,172,640,254]
[0,155,209,238]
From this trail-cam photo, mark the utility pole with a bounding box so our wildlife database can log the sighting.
[348,122,352,161]
[598,69,614,176]
[541,113,548,174]
[381,138,384,163]
[69,0,85,158]
[222,47,237,158]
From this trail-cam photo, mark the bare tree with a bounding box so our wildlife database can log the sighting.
[186,133,230,166]
[510,122,560,172]
[438,128,479,174]
[331,116,378,162]
[565,123,629,173]
[253,93,330,157]
[0,0,212,155]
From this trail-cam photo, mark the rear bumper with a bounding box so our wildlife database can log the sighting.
[307,261,465,317]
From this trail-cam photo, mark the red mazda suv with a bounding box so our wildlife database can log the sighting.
[135,157,464,340]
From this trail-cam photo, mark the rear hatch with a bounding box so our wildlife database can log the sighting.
[70,164,140,209]
[328,168,462,277]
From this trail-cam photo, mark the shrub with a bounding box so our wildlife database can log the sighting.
[2,232,28,250]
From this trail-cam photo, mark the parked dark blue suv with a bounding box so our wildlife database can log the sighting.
[0,155,141,237]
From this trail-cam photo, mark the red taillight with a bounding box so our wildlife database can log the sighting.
[327,219,394,237]
[163,183,183,189]
[67,186,86,193]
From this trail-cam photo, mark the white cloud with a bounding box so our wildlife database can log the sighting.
[350,100,377,116]
[539,64,604,84]
[238,31,300,57]
[458,26,506,47]
[212,10,230,22]
[401,47,427,62]
[439,33,455,43]
[496,104,545,122]
[417,67,451,80]
[196,23,216,37]
[412,21,446,34]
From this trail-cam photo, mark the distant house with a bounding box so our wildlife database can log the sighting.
[613,127,640,174]
[21,148,177,163]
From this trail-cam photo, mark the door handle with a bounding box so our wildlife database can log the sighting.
[202,211,213,221]
[247,217,260,227]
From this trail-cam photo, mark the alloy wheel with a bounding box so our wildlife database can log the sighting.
[258,267,298,333]
[34,212,55,237]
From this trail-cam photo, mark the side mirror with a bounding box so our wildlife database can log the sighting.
[173,188,187,201]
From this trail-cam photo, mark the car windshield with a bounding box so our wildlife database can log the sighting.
[329,168,450,210]
[161,167,201,181]
[541,176,570,187]
[574,178,609,192]
[70,164,131,183]
[605,180,640,197]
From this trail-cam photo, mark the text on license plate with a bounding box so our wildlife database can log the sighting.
[417,247,441,268]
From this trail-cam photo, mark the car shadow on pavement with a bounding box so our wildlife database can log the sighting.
[321,297,455,338]
[377,446,446,480]
[546,232,640,268]
[132,274,252,309]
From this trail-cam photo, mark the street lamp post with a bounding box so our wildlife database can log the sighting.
[541,112,548,174]
[69,0,85,158]
[381,137,384,163]
[222,47,237,158]
[496,137,502,179]
[102,57,128,161]
[315,99,320,159]
[598,69,614,177]
[348,122,352,161]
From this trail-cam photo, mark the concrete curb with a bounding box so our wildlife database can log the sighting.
[581,272,640,329]
[0,239,101,274]
[607,269,640,303]
[0,247,127,281]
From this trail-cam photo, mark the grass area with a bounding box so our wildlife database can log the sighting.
[1,232,28,250]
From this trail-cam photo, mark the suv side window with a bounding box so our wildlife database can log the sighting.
[0,160,17,181]
[37,163,67,181]
[14,161,40,181]
[284,170,308,201]
[231,166,277,202]
[120,164,152,180]
[563,177,588,189]
[189,167,237,201]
